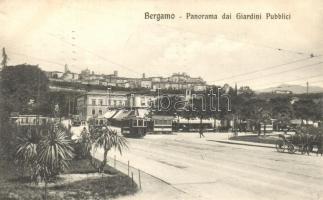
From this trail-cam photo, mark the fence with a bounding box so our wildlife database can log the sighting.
[107,154,187,194]
[107,155,143,190]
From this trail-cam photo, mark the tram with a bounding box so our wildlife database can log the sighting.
[173,117,214,132]
[120,116,149,138]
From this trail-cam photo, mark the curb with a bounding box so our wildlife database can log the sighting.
[207,139,275,149]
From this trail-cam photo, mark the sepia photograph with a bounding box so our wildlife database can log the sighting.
[0,0,323,199]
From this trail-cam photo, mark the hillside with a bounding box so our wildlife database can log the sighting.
[257,84,323,94]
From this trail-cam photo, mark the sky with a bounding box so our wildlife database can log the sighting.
[0,0,323,90]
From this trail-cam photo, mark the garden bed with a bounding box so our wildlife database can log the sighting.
[0,158,138,200]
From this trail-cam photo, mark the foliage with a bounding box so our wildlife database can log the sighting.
[297,125,323,136]
[77,125,128,173]
[0,158,137,200]
[293,99,322,121]
[15,123,74,184]
[0,64,50,118]
[151,95,184,116]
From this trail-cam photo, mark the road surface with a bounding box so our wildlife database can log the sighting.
[101,132,323,200]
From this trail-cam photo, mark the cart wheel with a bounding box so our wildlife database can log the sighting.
[288,144,296,154]
[275,140,285,153]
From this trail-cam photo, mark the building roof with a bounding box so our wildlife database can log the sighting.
[152,115,174,120]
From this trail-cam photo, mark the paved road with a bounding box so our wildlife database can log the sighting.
[104,132,323,200]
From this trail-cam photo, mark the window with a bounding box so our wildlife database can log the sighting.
[132,120,137,127]
[141,97,145,106]
[92,109,95,115]
[138,120,143,126]
[99,99,103,106]
[99,110,102,115]
[92,99,96,106]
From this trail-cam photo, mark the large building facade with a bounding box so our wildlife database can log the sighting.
[76,91,128,121]
[76,90,155,121]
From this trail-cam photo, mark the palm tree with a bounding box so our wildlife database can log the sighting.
[89,125,128,173]
[38,123,74,178]
[15,122,74,199]
[15,126,42,182]
[38,123,74,199]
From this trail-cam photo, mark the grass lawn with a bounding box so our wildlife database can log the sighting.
[0,156,138,200]
[229,134,280,145]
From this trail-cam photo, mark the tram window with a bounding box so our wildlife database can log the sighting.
[132,120,137,127]
[138,120,143,126]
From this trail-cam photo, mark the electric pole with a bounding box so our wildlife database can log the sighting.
[306,81,309,95]
[1,47,8,69]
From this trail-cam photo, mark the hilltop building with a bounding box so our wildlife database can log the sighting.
[46,66,207,91]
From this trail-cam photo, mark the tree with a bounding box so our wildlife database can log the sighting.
[293,99,321,123]
[151,95,180,116]
[180,104,196,131]
[15,126,42,179]
[79,125,128,173]
[270,97,293,130]
[0,64,50,119]
[15,123,74,199]
[189,90,220,133]
[240,98,270,135]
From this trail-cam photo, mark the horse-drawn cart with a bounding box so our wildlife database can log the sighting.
[276,134,297,153]
[276,133,323,155]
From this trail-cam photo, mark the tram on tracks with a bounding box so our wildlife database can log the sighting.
[120,116,149,138]
[107,109,149,138]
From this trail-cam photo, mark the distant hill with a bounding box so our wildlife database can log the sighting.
[256,84,323,94]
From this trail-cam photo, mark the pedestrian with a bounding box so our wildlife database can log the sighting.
[199,128,205,138]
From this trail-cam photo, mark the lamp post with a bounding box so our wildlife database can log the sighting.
[107,87,111,110]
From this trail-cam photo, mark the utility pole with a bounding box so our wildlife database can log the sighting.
[1,47,8,69]
[68,96,71,117]
[306,81,309,95]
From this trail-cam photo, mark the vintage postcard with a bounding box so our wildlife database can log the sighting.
[0,0,323,199]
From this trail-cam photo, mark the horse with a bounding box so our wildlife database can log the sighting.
[314,134,323,156]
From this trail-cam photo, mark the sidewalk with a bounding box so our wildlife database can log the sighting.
[207,138,275,149]
[92,150,193,200]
